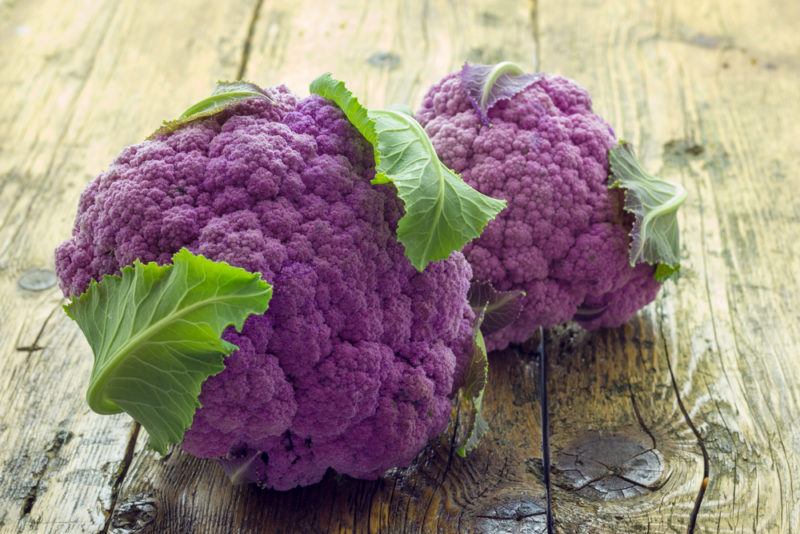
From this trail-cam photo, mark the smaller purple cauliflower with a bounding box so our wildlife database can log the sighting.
[56,83,480,490]
[418,62,684,351]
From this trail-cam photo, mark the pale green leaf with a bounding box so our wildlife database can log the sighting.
[609,141,687,280]
[149,81,273,139]
[64,248,272,453]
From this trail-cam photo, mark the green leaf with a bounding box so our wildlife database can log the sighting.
[149,81,273,139]
[608,141,687,280]
[64,248,272,453]
[654,262,680,283]
[455,312,490,457]
[310,73,507,271]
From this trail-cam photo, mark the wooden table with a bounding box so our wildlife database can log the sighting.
[1,0,798,532]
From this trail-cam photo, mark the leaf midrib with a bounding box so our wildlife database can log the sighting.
[379,110,448,266]
[88,285,251,413]
[480,61,525,111]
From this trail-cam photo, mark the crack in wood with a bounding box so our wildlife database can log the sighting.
[19,430,73,520]
[537,327,554,534]
[660,315,710,534]
[592,459,672,492]
[421,402,461,526]
[15,303,62,355]
[628,373,658,451]
[236,0,265,80]
[101,423,140,534]
[475,511,546,520]
[529,0,541,71]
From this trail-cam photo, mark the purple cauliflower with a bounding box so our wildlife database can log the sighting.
[417,66,662,351]
[56,85,476,490]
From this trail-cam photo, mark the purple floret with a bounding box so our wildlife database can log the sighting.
[417,72,660,351]
[56,86,475,490]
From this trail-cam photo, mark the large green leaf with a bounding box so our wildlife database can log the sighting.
[310,73,507,271]
[64,248,272,453]
[608,141,687,281]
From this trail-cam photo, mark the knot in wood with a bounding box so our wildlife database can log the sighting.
[554,431,667,500]
[367,51,401,70]
[110,494,158,533]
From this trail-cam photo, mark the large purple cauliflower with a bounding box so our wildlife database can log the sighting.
[56,85,476,490]
[417,65,662,351]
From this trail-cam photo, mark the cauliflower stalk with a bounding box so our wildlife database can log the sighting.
[57,78,504,489]
[417,61,686,351]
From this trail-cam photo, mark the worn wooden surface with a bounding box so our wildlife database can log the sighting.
[0,0,798,532]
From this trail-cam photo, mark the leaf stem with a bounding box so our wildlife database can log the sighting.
[479,61,525,112]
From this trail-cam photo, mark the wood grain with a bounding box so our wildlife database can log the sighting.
[0,1,258,532]
[0,0,798,532]
[536,0,800,530]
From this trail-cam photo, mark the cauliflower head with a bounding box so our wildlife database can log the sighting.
[56,86,476,490]
[417,68,661,351]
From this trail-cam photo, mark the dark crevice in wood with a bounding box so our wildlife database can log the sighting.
[456,510,466,532]
[593,460,672,492]
[19,429,73,519]
[660,316,710,534]
[754,478,761,532]
[236,0,265,80]
[475,511,546,520]
[553,475,606,493]
[15,345,44,354]
[324,475,339,534]
[529,0,541,71]
[365,479,379,534]
[701,374,739,517]
[385,476,399,533]
[537,327,554,534]
[421,403,461,525]
[15,302,62,355]
[101,422,140,534]
[628,383,658,450]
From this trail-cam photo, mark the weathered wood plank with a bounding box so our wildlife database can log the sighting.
[242,0,534,106]
[2,0,799,532]
[0,1,259,532]
[537,0,800,531]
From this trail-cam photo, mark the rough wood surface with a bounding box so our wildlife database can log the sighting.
[0,0,798,533]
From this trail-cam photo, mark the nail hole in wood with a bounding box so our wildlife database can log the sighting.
[18,268,57,292]
[366,51,401,70]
